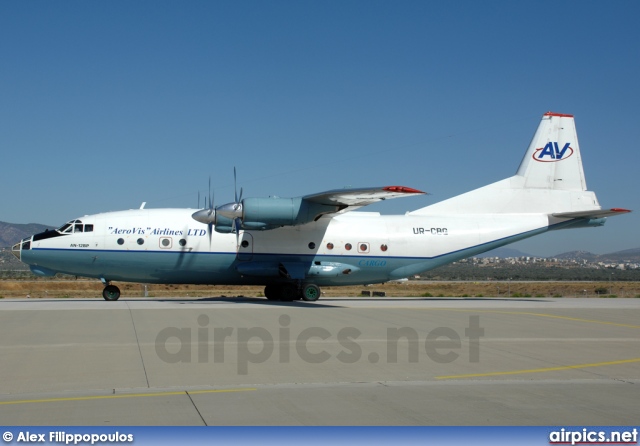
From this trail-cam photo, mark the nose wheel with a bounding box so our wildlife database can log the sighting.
[102,284,121,301]
[301,283,321,302]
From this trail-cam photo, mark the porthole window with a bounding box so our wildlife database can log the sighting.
[345,243,352,251]
[179,239,187,247]
[241,240,249,248]
[360,243,368,251]
[326,242,334,250]
[380,244,388,252]
[117,238,124,245]
[160,238,171,248]
[308,242,316,249]
[137,238,144,245]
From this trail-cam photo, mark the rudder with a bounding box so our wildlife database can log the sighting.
[515,112,587,191]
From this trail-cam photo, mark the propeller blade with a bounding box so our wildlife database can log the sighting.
[233,217,242,249]
[233,167,237,203]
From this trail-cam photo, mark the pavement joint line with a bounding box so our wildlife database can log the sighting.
[469,310,640,329]
[0,387,257,406]
[353,307,640,329]
[435,357,640,380]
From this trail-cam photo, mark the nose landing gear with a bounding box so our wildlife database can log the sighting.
[301,283,321,302]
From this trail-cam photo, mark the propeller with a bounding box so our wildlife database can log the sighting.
[191,168,245,248]
[232,167,243,249]
[191,177,216,244]
[216,167,244,221]
[233,166,242,249]
[207,167,244,248]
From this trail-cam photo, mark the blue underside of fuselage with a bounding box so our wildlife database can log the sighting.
[21,223,561,285]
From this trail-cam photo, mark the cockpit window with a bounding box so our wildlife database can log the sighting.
[58,223,73,234]
[56,220,93,234]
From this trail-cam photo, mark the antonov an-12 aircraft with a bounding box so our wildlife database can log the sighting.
[13,112,630,301]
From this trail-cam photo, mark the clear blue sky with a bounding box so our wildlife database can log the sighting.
[2,1,638,256]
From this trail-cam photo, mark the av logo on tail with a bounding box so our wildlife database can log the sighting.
[533,142,574,162]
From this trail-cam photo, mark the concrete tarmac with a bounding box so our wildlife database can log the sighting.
[0,297,638,425]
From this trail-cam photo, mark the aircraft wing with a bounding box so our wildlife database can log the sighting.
[196,185,426,231]
[552,208,631,219]
[303,186,426,213]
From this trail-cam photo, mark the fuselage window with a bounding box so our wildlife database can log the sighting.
[160,238,172,248]
[137,238,144,245]
[179,239,187,247]
[117,238,125,245]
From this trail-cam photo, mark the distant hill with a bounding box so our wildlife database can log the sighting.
[554,250,600,261]
[601,247,640,262]
[0,221,54,248]
[473,247,640,263]
[553,249,640,263]
[474,247,533,258]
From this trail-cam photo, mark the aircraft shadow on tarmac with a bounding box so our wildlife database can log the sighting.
[158,296,343,308]
[0,296,552,308]
[150,296,553,307]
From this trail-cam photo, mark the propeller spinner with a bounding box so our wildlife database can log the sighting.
[191,177,216,224]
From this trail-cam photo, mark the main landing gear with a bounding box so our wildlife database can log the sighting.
[264,283,321,302]
[102,284,121,301]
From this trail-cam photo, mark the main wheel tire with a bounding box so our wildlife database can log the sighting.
[301,284,321,302]
[102,285,121,301]
[279,284,298,302]
[264,285,279,301]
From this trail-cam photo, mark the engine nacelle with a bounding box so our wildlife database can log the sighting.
[241,197,338,229]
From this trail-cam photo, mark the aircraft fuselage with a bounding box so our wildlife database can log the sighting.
[16,208,573,287]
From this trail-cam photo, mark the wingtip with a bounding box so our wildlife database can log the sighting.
[544,111,574,118]
[383,186,426,194]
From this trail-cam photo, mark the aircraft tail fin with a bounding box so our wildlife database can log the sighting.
[515,112,587,191]
[411,112,603,215]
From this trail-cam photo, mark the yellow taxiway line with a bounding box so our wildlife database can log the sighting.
[0,387,256,406]
[436,357,640,380]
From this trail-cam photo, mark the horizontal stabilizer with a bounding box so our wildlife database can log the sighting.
[552,208,631,219]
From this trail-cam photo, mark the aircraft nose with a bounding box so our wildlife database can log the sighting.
[11,242,21,260]
[11,237,31,261]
